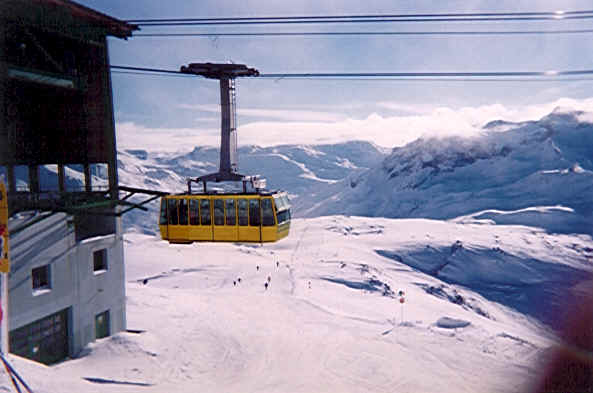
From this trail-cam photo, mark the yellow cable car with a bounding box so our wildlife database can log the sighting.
[159,63,292,243]
[159,191,291,243]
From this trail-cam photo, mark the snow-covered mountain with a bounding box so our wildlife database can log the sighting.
[299,108,593,235]
[38,107,591,236]
[118,141,388,233]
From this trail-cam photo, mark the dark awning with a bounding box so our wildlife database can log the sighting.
[2,0,139,40]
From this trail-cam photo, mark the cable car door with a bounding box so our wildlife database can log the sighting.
[159,198,169,239]
[238,198,261,242]
[260,198,276,242]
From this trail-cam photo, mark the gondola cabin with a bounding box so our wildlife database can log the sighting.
[159,191,291,243]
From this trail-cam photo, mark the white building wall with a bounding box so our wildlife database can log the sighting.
[6,211,126,358]
[73,232,126,352]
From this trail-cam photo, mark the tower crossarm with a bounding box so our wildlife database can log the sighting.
[179,63,259,79]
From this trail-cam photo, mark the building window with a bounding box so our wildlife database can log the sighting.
[32,265,50,291]
[10,308,70,365]
[95,310,110,339]
[14,165,30,192]
[90,163,109,191]
[39,164,59,192]
[64,164,85,191]
[93,249,107,272]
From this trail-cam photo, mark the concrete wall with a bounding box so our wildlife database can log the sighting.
[7,211,125,357]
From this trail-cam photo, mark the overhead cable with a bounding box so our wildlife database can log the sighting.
[110,71,593,82]
[110,70,194,78]
[133,28,593,38]
[127,9,593,24]
[110,65,593,79]
[258,70,593,78]
[132,14,593,26]
[110,65,185,74]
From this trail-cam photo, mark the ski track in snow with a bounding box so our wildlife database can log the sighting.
[268,153,339,184]
[3,216,592,393]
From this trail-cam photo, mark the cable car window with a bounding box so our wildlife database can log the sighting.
[179,199,188,225]
[281,194,290,207]
[249,199,260,226]
[274,194,290,211]
[273,195,283,211]
[277,210,290,225]
[189,199,200,225]
[238,199,248,226]
[200,199,211,226]
[214,199,224,226]
[159,199,168,225]
[226,199,236,226]
[261,199,275,226]
[168,199,178,225]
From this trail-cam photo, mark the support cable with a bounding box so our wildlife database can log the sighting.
[127,9,593,25]
[257,70,593,78]
[109,71,593,82]
[0,353,34,393]
[110,65,593,79]
[132,29,593,37]
[132,14,593,26]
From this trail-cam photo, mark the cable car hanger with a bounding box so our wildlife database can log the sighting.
[179,62,265,194]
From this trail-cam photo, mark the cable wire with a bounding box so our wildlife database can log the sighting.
[127,9,593,23]
[259,70,593,77]
[110,65,185,74]
[110,71,593,82]
[246,77,593,82]
[133,28,593,38]
[133,14,593,27]
[109,65,593,80]
[111,70,195,78]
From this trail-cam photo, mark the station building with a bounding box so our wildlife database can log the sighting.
[0,0,137,364]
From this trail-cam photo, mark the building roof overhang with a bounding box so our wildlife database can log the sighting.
[2,0,138,40]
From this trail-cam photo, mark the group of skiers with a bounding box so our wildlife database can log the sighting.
[231,260,285,291]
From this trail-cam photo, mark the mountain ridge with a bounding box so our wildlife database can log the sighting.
[118,140,388,233]
[113,108,593,235]
[299,109,593,235]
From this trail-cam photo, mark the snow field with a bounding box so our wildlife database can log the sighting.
[3,216,592,392]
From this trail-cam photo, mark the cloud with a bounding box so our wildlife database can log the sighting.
[117,97,593,151]
[376,102,434,115]
[116,122,220,153]
[577,111,593,123]
[179,104,347,122]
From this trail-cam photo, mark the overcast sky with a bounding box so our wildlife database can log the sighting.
[77,0,593,150]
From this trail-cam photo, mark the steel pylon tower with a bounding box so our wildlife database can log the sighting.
[180,63,260,192]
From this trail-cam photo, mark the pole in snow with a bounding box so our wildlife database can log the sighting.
[0,182,10,354]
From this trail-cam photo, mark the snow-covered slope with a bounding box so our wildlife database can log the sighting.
[3,216,591,392]
[300,109,593,235]
[118,141,387,233]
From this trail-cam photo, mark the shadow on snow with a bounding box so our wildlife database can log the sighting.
[376,245,592,330]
